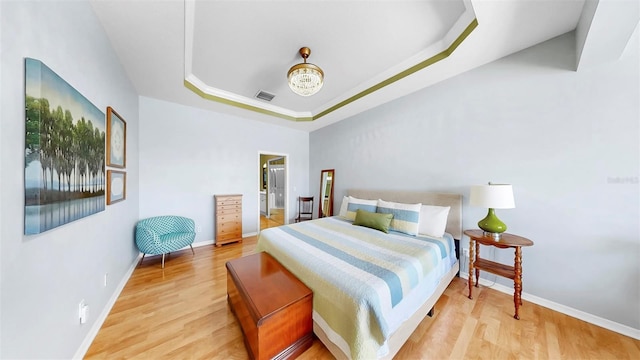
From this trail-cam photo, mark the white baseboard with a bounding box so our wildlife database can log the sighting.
[72,238,236,358]
[195,232,259,247]
[73,253,142,359]
[459,272,640,340]
[193,239,214,247]
[74,251,638,359]
[195,233,257,247]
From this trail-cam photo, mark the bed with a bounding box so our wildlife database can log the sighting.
[256,190,462,359]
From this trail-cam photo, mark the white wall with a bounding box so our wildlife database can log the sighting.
[0,1,140,358]
[310,31,639,331]
[139,97,310,243]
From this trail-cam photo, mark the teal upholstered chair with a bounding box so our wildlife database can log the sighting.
[135,215,196,268]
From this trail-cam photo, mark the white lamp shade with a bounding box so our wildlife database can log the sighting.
[470,184,515,209]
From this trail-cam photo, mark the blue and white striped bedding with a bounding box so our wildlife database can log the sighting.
[256,216,457,359]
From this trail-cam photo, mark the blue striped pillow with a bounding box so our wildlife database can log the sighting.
[376,199,422,236]
[345,196,378,221]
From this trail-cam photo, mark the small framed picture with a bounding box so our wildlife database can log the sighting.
[106,106,126,168]
[107,170,126,205]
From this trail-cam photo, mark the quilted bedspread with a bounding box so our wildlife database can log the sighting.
[256,217,455,359]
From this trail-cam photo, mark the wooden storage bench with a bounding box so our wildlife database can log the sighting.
[226,252,313,360]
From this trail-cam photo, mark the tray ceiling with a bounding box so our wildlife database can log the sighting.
[90,0,638,132]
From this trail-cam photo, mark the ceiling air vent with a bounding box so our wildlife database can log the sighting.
[255,90,276,102]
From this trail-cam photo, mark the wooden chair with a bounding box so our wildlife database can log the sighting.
[295,196,314,222]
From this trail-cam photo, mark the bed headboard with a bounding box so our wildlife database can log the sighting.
[347,189,463,240]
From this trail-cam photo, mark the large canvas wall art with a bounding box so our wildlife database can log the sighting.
[24,58,106,235]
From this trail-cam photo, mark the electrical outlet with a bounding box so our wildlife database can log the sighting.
[197,226,202,233]
[462,248,469,258]
[104,273,108,287]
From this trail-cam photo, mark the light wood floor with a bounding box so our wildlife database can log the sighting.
[85,236,640,359]
[260,208,284,230]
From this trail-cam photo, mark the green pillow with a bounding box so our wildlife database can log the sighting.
[353,209,394,233]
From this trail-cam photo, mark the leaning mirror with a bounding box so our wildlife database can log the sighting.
[319,169,335,217]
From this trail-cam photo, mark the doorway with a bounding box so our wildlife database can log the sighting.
[259,153,288,231]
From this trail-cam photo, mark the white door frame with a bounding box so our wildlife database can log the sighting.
[258,151,289,233]
[266,156,285,218]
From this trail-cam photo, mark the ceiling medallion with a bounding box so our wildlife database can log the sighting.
[287,47,324,97]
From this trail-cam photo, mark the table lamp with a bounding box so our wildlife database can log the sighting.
[470,183,515,240]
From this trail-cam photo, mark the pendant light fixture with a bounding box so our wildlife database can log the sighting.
[287,47,324,96]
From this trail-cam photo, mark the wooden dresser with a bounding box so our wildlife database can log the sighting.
[226,252,313,360]
[214,194,242,247]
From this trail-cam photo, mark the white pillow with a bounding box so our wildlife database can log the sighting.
[376,199,422,236]
[345,196,378,221]
[418,205,451,238]
[338,196,349,218]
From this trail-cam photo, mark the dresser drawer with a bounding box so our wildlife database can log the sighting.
[216,214,242,224]
[218,231,241,242]
[217,197,242,206]
[217,220,240,232]
[216,204,241,213]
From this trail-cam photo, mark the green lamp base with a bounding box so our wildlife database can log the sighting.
[478,208,507,240]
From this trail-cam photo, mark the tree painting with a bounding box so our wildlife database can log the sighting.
[24,58,105,235]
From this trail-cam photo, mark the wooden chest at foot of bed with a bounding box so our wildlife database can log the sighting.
[226,252,313,360]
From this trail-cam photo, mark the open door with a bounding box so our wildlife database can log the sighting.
[259,153,288,231]
[267,157,285,219]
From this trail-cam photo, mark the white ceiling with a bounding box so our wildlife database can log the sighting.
[89,0,639,132]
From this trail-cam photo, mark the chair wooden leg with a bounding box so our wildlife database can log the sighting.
[190,245,195,255]
[138,253,146,267]
[162,253,165,269]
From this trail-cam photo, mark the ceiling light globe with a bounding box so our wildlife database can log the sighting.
[287,47,324,97]
[288,64,324,96]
